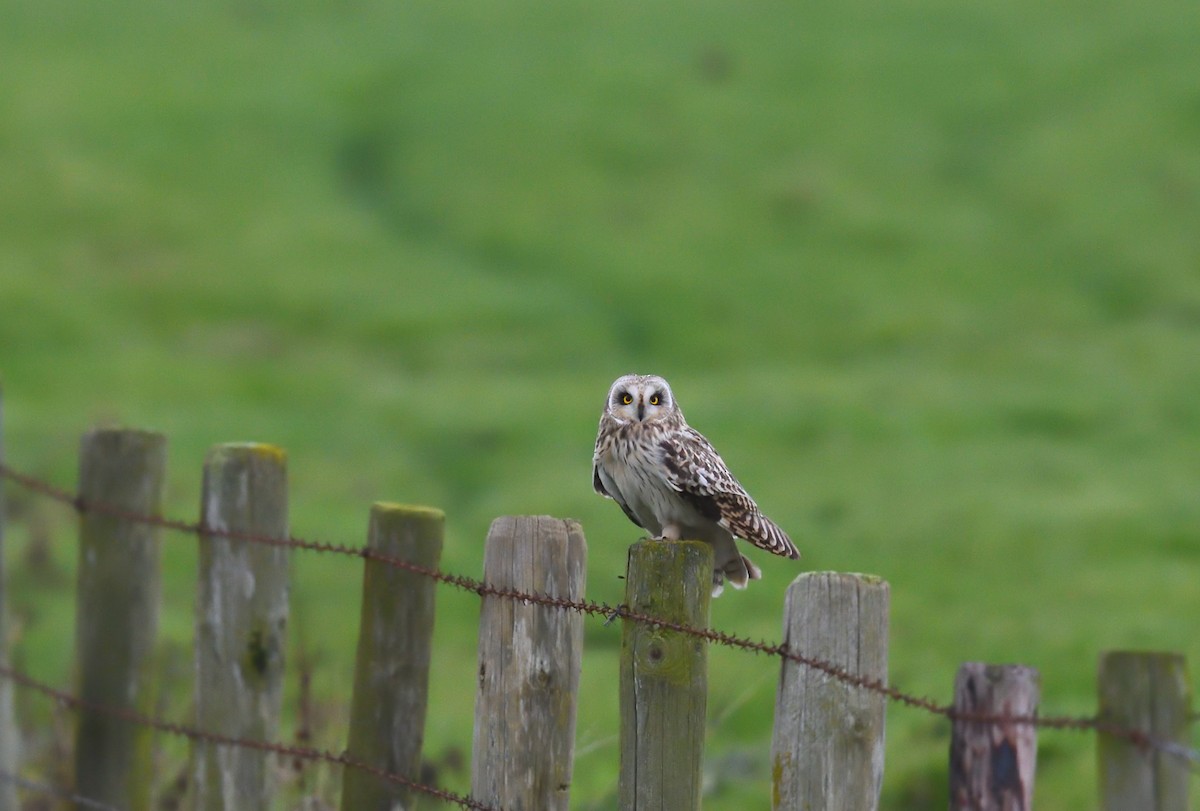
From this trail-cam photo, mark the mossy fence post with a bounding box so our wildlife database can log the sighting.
[949,663,1041,811]
[619,538,712,811]
[471,516,587,811]
[340,502,444,811]
[1097,651,1191,811]
[74,428,168,811]
[193,444,289,811]
[0,384,17,809]
[770,571,889,811]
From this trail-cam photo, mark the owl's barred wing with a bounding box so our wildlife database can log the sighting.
[593,424,646,530]
[660,428,800,560]
[593,462,643,529]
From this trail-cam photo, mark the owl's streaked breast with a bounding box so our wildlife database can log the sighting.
[599,424,707,536]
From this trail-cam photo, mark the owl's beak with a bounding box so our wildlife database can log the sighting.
[636,401,645,421]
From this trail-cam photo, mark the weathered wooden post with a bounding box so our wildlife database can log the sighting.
[0,384,18,810]
[471,516,587,811]
[74,428,168,811]
[193,444,289,811]
[770,571,889,811]
[619,539,712,811]
[1097,651,1191,811]
[341,502,444,811]
[949,663,1041,811]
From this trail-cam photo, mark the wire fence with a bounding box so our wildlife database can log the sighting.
[0,460,1196,809]
[0,660,496,811]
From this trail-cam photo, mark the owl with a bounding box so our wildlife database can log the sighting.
[592,373,800,596]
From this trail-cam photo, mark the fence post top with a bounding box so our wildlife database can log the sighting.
[204,443,286,464]
[957,662,1041,676]
[1099,650,1188,664]
[487,515,582,530]
[789,571,889,587]
[81,427,166,446]
[371,502,445,521]
[628,537,712,554]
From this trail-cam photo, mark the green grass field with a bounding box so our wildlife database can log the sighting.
[2,0,1198,807]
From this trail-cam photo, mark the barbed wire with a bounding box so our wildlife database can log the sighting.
[0,462,1196,773]
[0,662,499,811]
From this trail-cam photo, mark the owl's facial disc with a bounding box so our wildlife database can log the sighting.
[608,374,673,423]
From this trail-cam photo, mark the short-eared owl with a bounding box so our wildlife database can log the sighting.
[592,373,799,596]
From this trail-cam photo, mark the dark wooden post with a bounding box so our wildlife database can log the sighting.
[341,502,444,811]
[193,444,289,811]
[949,663,1041,811]
[471,516,588,811]
[1097,651,1191,811]
[74,428,168,811]
[770,572,890,811]
[0,384,18,809]
[619,539,712,811]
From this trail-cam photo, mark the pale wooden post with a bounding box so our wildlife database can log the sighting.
[0,384,18,810]
[770,571,889,811]
[471,516,588,811]
[74,428,168,811]
[1097,651,1191,811]
[340,502,444,811]
[193,444,289,811]
[949,663,1041,811]
[618,539,712,811]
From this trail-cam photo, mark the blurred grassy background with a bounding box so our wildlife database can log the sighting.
[2,0,1198,807]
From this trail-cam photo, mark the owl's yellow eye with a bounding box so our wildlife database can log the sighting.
[621,393,633,405]
[649,394,660,406]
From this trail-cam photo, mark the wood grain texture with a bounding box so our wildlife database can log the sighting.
[471,516,587,811]
[193,443,289,811]
[949,663,1041,811]
[74,428,168,811]
[770,571,889,811]
[619,539,713,811]
[341,502,444,811]
[1097,651,1191,811]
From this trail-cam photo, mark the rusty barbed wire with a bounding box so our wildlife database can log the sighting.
[0,662,500,811]
[1,461,1197,772]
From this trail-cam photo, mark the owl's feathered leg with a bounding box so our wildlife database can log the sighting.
[707,532,762,597]
[712,554,762,596]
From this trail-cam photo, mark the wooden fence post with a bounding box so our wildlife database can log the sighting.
[74,428,168,811]
[193,444,289,811]
[0,384,18,809]
[770,571,889,811]
[471,516,587,811]
[619,538,712,811]
[340,502,444,811]
[1097,651,1191,811]
[949,663,1041,811]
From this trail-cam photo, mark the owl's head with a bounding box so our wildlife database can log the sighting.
[604,373,678,424]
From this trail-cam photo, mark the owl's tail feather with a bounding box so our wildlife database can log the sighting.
[711,554,762,597]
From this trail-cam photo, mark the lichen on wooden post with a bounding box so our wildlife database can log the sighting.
[74,427,168,811]
[0,383,18,810]
[770,571,889,811]
[619,538,712,811]
[949,663,1041,811]
[1097,651,1191,811]
[340,502,444,811]
[193,443,289,811]
[471,516,588,811]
